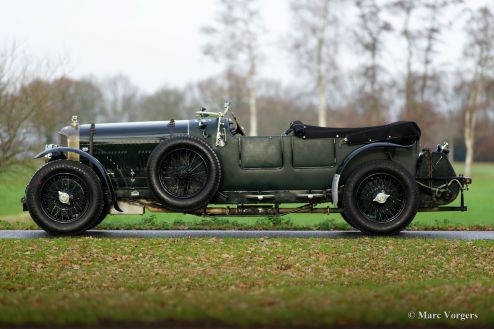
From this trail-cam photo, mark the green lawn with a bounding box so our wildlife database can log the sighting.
[1,162,493,230]
[0,163,40,216]
[0,238,492,326]
[1,164,493,327]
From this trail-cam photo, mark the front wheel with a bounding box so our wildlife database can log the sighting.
[342,160,419,235]
[26,160,105,235]
[86,202,111,230]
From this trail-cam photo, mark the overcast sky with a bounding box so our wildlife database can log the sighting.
[0,0,491,93]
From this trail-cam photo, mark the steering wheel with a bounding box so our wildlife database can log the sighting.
[229,111,246,136]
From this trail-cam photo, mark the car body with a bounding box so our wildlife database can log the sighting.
[22,104,471,235]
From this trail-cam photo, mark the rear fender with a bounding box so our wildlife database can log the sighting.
[332,142,415,206]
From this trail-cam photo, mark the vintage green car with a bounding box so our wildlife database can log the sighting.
[22,103,471,235]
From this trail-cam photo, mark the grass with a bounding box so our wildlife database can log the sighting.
[0,162,39,216]
[1,163,493,327]
[1,161,493,230]
[0,238,492,326]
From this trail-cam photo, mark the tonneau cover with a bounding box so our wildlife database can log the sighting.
[289,121,421,145]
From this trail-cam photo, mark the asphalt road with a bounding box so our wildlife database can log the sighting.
[0,230,493,239]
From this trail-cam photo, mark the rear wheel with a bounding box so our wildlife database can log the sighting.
[26,160,104,235]
[147,135,221,212]
[342,160,419,235]
[340,213,363,230]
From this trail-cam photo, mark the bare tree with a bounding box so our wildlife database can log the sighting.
[98,74,139,122]
[417,0,463,117]
[0,44,55,170]
[138,86,186,121]
[190,71,250,127]
[30,77,104,142]
[462,7,494,177]
[388,1,421,120]
[288,0,341,127]
[354,0,392,124]
[389,0,463,131]
[189,71,316,135]
[440,71,465,162]
[202,0,263,135]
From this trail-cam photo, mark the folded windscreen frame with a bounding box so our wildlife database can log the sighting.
[291,121,421,145]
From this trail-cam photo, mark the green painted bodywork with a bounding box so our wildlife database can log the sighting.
[71,116,421,205]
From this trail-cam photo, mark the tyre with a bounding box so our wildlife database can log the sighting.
[342,160,419,235]
[147,135,221,212]
[340,213,364,231]
[87,202,110,230]
[338,199,363,230]
[26,160,105,235]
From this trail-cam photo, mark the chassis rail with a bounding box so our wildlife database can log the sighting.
[136,199,468,217]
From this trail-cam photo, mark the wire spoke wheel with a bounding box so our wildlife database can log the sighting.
[26,160,105,235]
[343,160,419,235]
[39,173,90,224]
[355,173,406,223]
[158,148,209,199]
[148,136,221,212]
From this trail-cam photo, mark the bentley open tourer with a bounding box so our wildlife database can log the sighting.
[22,103,471,235]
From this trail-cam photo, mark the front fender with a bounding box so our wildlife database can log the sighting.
[331,142,415,206]
[34,147,122,212]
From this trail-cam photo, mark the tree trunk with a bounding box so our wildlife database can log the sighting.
[464,76,481,178]
[404,39,414,120]
[316,27,327,127]
[317,74,327,127]
[403,6,414,120]
[248,75,257,136]
[316,1,330,127]
[247,43,257,136]
[405,72,413,119]
[418,0,438,119]
[464,108,476,177]
[447,110,455,163]
[448,138,454,163]
[370,47,379,124]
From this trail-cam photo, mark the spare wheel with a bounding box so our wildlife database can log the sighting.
[147,135,221,212]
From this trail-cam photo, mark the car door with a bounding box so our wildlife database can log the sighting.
[239,136,283,169]
[291,137,336,168]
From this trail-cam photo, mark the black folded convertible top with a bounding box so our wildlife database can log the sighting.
[290,121,421,145]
